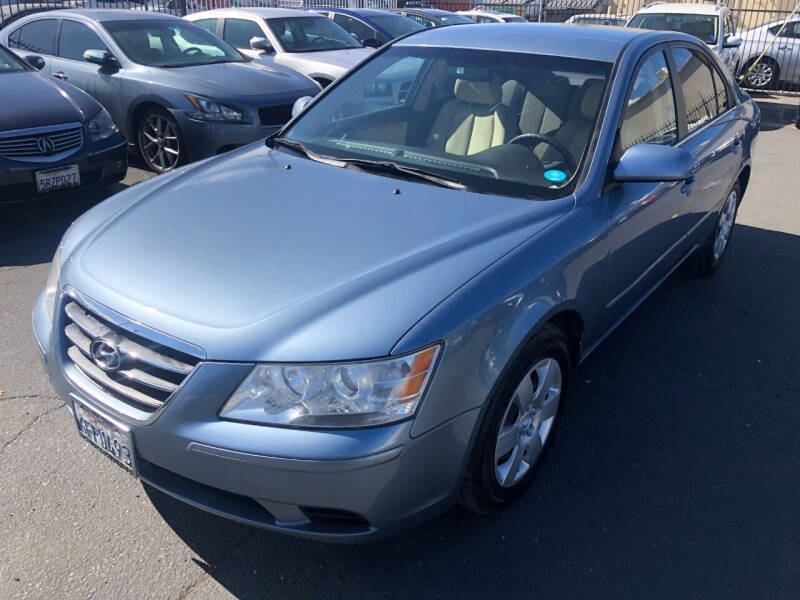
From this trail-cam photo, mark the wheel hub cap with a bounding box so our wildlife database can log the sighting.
[713,190,737,261]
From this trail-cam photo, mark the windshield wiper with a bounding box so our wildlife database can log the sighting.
[342,158,469,191]
[267,136,344,165]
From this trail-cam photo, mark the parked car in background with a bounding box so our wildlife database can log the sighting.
[627,3,741,74]
[0,10,320,172]
[389,8,475,28]
[309,7,425,47]
[566,13,627,26]
[0,42,125,202]
[736,17,800,89]
[34,23,758,542]
[457,10,527,24]
[186,8,372,88]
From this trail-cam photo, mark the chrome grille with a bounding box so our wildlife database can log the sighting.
[61,293,201,416]
[0,124,83,161]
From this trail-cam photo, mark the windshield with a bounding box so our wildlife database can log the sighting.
[369,14,426,39]
[436,13,475,25]
[282,46,610,199]
[103,19,244,67]
[0,45,26,73]
[267,16,362,52]
[502,16,527,23]
[628,13,719,44]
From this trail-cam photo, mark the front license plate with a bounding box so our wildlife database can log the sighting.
[73,400,137,476]
[35,164,80,194]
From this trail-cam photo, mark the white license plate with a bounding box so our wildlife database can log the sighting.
[74,400,137,476]
[36,164,80,194]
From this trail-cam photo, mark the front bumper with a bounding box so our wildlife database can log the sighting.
[170,110,281,163]
[33,289,479,542]
[0,136,127,203]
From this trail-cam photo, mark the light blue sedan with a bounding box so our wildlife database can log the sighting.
[33,23,759,542]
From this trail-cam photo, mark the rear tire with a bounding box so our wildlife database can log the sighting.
[460,323,571,514]
[694,181,740,276]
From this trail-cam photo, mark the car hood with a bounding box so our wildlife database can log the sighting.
[278,47,373,74]
[161,61,314,97]
[0,71,92,132]
[66,144,570,362]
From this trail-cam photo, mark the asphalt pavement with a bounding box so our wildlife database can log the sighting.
[1,102,799,599]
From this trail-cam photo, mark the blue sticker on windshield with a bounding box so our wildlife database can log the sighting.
[544,170,567,182]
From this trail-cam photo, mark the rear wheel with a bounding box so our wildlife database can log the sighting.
[694,182,740,275]
[743,58,778,90]
[460,324,570,513]
[137,107,183,173]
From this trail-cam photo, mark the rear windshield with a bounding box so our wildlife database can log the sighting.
[628,13,719,44]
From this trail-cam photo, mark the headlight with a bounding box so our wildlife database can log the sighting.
[185,93,243,122]
[220,344,441,428]
[87,107,119,142]
[44,247,62,321]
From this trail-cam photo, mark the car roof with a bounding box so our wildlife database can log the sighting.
[21,9,180,22]
[395,22,657,62]
[188,7,320,19]
[312,7,393,17]
[635,2,722,15]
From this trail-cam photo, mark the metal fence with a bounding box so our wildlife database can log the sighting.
[2,0,799,94]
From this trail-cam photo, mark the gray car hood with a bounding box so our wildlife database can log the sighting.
[278,48,373,74]
[66,144,570,361]
[162,61,312,97]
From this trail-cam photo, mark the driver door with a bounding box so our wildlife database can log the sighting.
[603,48,693,314]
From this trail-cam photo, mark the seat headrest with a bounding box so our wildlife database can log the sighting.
[580,79,604,120]
[454,77,502,106]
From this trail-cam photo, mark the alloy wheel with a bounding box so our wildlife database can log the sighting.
[713,189,738,261]
[746,62,774,88]
[140,113,180,172]
[494,357,562,488]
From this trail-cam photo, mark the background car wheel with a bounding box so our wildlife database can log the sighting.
[313,77,332,88]
[138,107,183,173]
[694,182,741,275]
[743,58,778,90]
[460,323,571,514]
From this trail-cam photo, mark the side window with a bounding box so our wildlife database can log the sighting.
[8,19,58,55]
[477,17,495,24]
[710,65,731,113]
[223,18,263,49]
[58,20,108,62]
[407,14,435,28]
[671,47,720,131]
[619,51,678,153]
[193,18,218,36]
[333,14,376,43]
[784,22,800,38]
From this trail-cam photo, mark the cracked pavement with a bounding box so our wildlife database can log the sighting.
[1,103,799,599]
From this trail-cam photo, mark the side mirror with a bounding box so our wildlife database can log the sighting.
[723,35,742,49]
[249,36,274,53]
[613,143,694,182]
[83,49,118,68]
[362,38,381,48]
[291,95,314,118]
[25,54,45,70]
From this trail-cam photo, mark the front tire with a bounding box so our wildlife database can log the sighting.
[694,181,740,275]
[460,323,571,514]
[743,57,779,90]
[137,107,183,173]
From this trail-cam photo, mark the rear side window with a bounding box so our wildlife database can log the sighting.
[619,51,677,153]
[223,18,263,49]
[193,18,218,35]
[8,19,58,55]
[710,65,730,113]
[59,20,109,62]
[671,47,720,131]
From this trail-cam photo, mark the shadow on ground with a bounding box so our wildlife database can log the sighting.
[754,97,799,131]
[145,223,800,599]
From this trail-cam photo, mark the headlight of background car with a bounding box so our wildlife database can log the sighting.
[44,247,62,321]
[185,94,243,123]
[88,107,119,142]
[220,345,441,428]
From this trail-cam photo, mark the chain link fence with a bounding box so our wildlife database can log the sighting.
[2,0,799,94]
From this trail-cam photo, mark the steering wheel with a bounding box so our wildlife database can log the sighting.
[508,133,577,175]
[182,47,203,56]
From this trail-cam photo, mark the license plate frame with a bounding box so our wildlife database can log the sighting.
[35,164,80,194]
[73,399,138,477]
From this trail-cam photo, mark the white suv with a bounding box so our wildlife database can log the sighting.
[627,2,741,73]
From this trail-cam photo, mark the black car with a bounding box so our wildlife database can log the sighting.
[389,8,475,28]
[0,43,126,202]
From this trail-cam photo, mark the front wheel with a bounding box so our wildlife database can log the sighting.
[137,107,183,173]
[743,58,778,90]
[460,324,570,513]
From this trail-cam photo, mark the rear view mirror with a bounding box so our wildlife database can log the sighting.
[250,36,274,53]
[723,35,742,49]
[25,54,45,70]
[291,95,314,118]
[613,143,694,182]
[83,49,118,68]
[362,38,381,48]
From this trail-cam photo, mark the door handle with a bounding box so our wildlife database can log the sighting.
[52,71,68,80]
[681,177,696,196]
